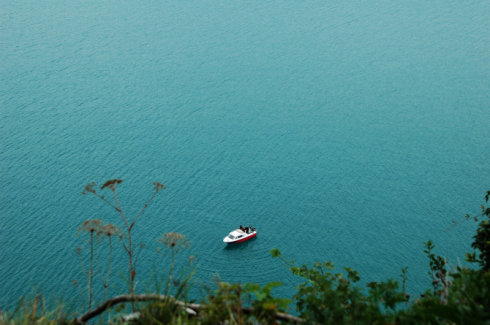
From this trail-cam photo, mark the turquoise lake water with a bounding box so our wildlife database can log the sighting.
[1,0,489,309]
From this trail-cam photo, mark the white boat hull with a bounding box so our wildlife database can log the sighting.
[223,229,257,244]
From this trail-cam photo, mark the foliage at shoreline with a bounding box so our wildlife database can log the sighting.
[1,181,488,324]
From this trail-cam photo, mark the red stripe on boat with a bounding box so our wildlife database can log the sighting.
[232,233,256,243]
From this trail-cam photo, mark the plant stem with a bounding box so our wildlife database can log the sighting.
[103,236,113,303]
[165,247,175,298]
[89,231,94,309]
[111,189,135,310]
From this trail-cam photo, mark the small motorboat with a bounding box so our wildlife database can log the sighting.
[223,225,257,244]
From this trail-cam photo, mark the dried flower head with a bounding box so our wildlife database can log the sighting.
[159,232,189,251]
[79,219,103,233]
[153,182,165,192]
[101,179,123,191]
[97,223,121,237]
[82,181,97,195]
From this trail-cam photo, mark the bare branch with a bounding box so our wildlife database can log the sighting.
[93,192,120,213]
[130,191,158,231]
[129,182,165,230]
[121,240,130,254]
[74,294,195,324]
[112,189,129,229]
[74,294,303,324]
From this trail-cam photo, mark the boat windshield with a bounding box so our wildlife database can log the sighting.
[228,235,235,239]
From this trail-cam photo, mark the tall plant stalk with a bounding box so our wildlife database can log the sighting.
[89,230,94,308]
[104,235,112,302]
[83,180,165,310]
[166,246,175,297]
[158,232,189,297]
[97,224,121,303]
[78,219,102,309]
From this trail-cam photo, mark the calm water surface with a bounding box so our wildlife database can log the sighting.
[1,0,489,307]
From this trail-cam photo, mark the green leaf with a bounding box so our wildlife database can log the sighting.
[270,248,281,258]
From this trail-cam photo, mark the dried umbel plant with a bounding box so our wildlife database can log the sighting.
[100,179,123,191]
[82,179,165,310]
[159,232,190,252]
[78,219,103,234]
[158,232,190,297]
[153,181,165,192]
[97,223,122,238]
[97,224,122,302]
[78,219,103,308]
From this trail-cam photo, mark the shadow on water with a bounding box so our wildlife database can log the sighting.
[223,237,257,251]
